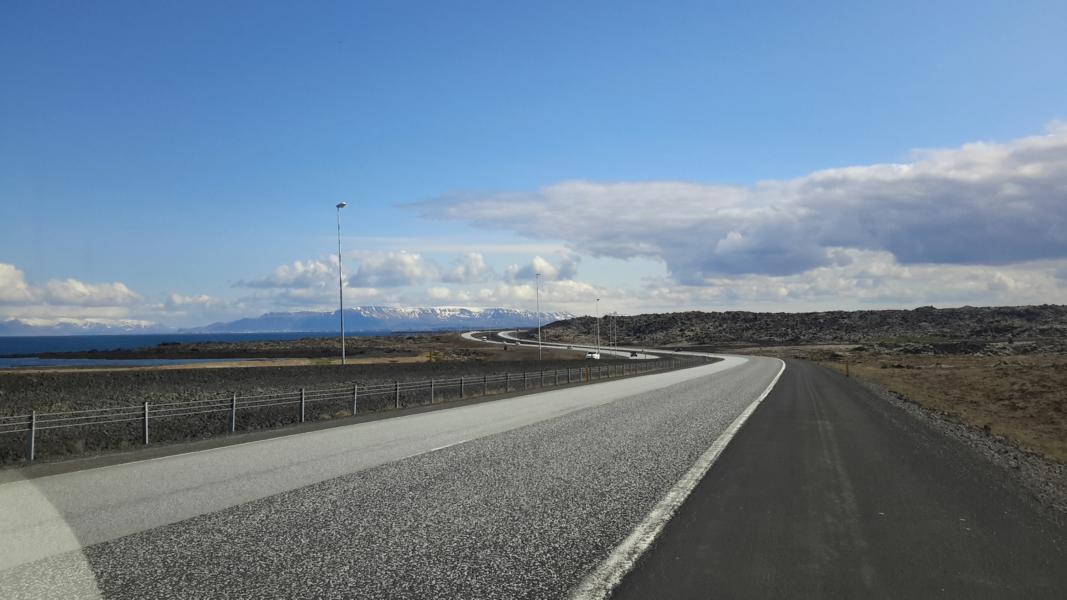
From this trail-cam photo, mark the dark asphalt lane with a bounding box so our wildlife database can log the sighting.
[613,359,1067,599]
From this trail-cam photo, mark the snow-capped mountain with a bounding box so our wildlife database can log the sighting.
[183,306,576,334]
[0,318,169,336]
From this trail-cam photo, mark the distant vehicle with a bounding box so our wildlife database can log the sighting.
[585,351,601,360]
[630,351,638,357]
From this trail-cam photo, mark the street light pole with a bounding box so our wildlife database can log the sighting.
[336,202,348,365]
[595,298,600,356]
[535,272,542,361]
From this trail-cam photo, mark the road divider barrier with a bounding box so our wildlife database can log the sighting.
[0,355,710,463]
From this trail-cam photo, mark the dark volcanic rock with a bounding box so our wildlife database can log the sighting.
[543,304,1067,349]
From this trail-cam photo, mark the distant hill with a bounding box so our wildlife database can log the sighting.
[0,318,168,336]
[182,306,575,334]
[539,305,1067,347]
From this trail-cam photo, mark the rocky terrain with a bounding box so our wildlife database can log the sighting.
[542,304,1067,350]
[543,305,1067,481]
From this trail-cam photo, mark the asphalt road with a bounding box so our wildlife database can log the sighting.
[612,359,1067,599]
[466,330,658,359]
[0,353,781,598]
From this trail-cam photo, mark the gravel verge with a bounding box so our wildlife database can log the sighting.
[843,366,1067,520]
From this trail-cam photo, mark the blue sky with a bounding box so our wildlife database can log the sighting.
[2,1,1067,327]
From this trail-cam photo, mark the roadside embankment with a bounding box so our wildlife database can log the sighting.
[0,356,702,465]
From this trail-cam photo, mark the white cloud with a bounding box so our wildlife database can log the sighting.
[637,250,1067,311]
[350,250,439,287]
[44,279,141,306]
[0,263,35,303]
[164,293,218,308]
[420,124,1067,283]
[0,262,152,323]
[0,262,141,309]
[241,259,336,289]
[442,252,493,283]
[427,286,453,301]
[504,252,580,282]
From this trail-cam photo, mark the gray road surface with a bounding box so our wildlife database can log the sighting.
[0,354,780,598]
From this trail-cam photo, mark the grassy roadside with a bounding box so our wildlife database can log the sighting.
[822,355,1067,463]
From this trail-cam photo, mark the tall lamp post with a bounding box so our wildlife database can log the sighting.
[336,202,348,365]
[535,272,542,361]
[595,298,601,356]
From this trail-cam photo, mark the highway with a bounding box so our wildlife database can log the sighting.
[4,339,1064,599]
[462,330,658,359]
[0,349,780,598]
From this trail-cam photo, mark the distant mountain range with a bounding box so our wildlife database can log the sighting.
[185,307,575,334]
[0,319,167,336]
[0,307,575,336]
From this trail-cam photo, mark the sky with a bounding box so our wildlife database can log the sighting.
[2,0,1066,328]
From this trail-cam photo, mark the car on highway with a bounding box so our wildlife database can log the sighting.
[585,351,601,360]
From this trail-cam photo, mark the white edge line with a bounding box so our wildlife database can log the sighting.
[568,358,787,600]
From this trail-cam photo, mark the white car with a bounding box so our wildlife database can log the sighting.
[585,351,601,360]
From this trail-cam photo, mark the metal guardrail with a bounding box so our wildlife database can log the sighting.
[1,356,708,462]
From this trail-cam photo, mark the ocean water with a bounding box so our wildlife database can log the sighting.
[0,332,341,357]
[0,357,251,369]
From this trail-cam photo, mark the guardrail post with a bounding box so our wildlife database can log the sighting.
[506,373,510,392]
[460,377,465,399]
[27,411,36,463]
[143,402,150,445]
[353,384,358,415]
[230,393,237,433]
[555,369,559,386]
[541,369,545,387]
[523,372,528,390]
[300,388,306,423]
[395,381,400,409]
[430,378,435,404]
[483,374,488,395]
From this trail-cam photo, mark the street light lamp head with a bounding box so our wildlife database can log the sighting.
[336,202,348,209]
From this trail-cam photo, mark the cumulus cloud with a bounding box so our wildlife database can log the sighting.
[442,252,493,283]
[638,250,1067,310]
[44,279,141,306]
[0,262,156,324]
[0,263,35,303]
[504,252,580,282]
[0,262,141,307]
[420,125,1067,283]
[350,250,439,287]
[163,293,225,311]
[241,259,336,289]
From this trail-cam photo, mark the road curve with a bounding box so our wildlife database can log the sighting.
[0,352,782,598]
[463,330,657,359]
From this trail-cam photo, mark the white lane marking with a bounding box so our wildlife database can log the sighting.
[569,358,787,600]
[398,439,473,462]
[429,439,470,453]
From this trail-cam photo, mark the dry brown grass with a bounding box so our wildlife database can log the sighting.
[825,355,1067,463]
